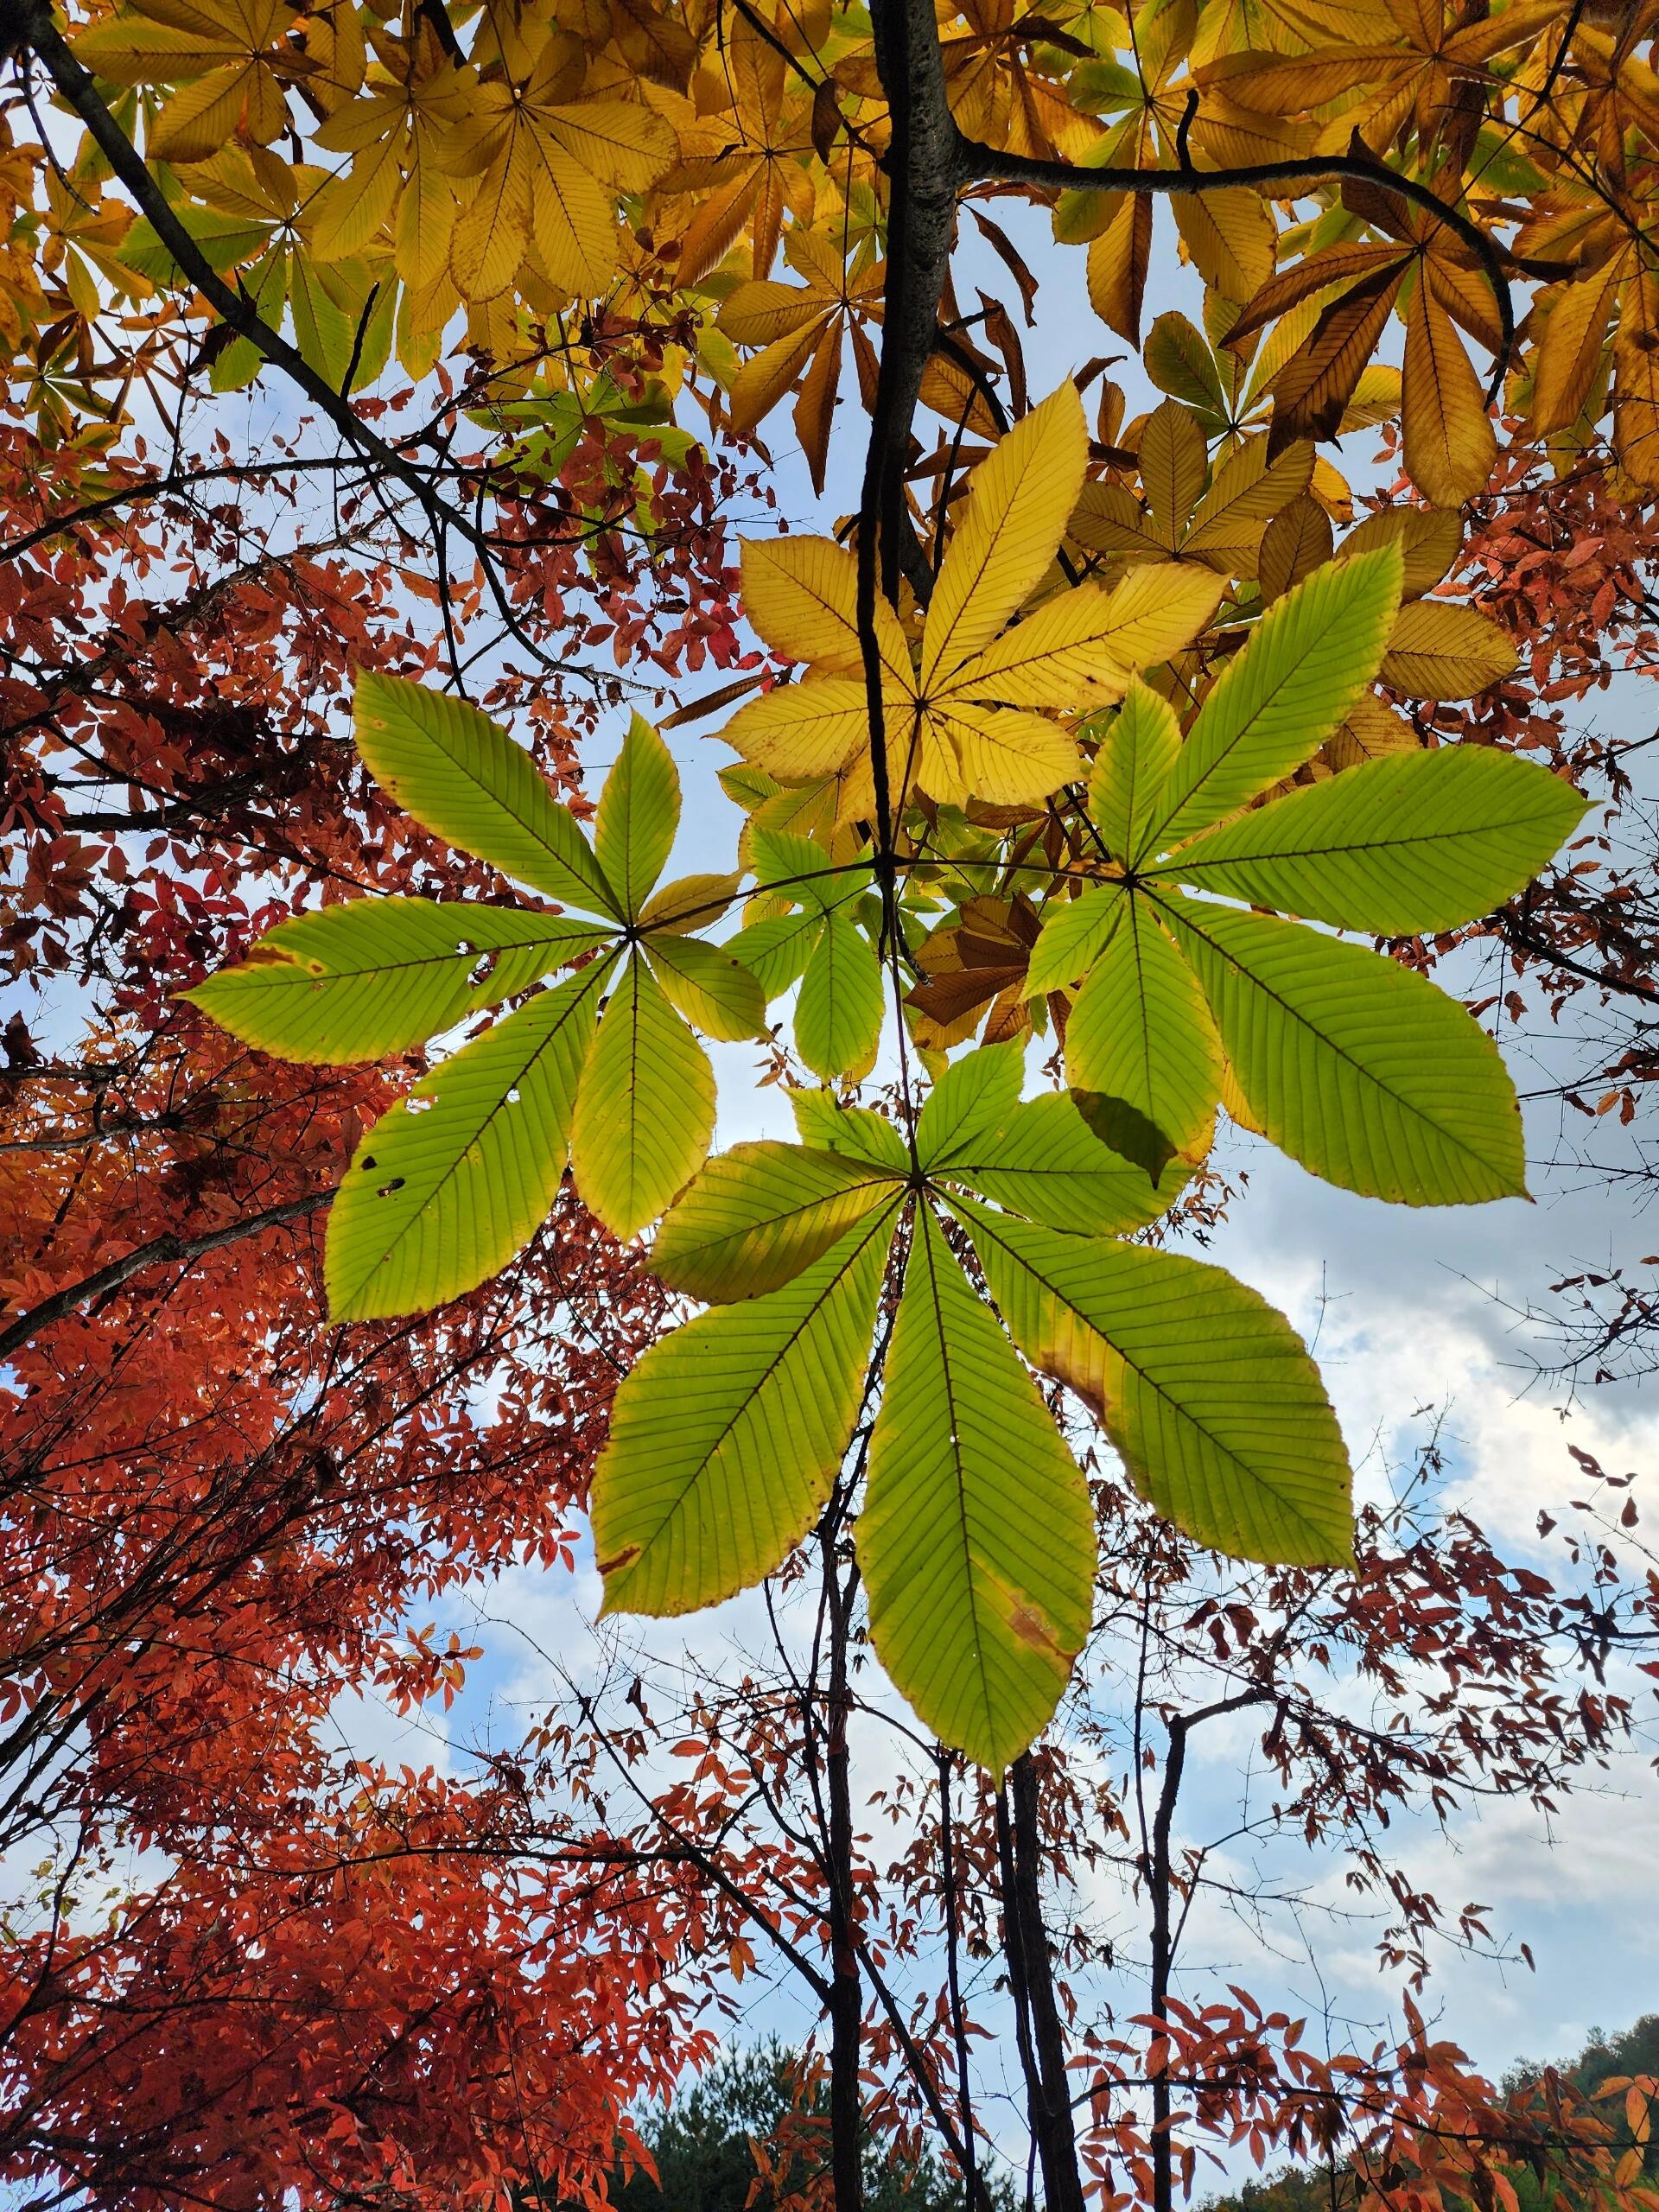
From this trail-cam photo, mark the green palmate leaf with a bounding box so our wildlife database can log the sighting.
[114,204,271,286]
[958,1202,1353,1567]
[1026,884,1126,996]
[650,1141,902,1301]
[207,251,284,392]
[1141,546,1405,855]
[571,954,717,1240]
[750,825,861,909]
[1065,893,1221,1179]
[596,714,680,919]
[1154,747,1589,934]
[795,913,885,1081]
[591,1208,895,1614]
[913,1039,1024,1169]
[860,1208,1095,1777]
[728,908,825,999]
[942,1092,1188,1235]
[289,252,354,388]
[184,899,613,1065]
[1088,679,1183,867]
[645,933,767,1041]
[355,673,620,918]
[1145,311,1229,421]
[790,1090,912,1171]
[326,962,610,1321]
[1156,890,1526,1205]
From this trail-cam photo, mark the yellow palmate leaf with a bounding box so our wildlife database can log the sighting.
[1182,438,1314,563]
[1402,283,1497,508]
[1171,188,1277,307]
[75,0,285,83]
[729,315,824,435]
[525,144,617,297]
[443,50,674,303]
[309,132,403,261]
[543,100,676,195]
[1381,601,1517,699]
[1338,507,1463,600]
[1613,267,1659,492]
[936,587,1149,709]
[656,5,809,282]
[397,164,460,292]
[721,676,882,782]
[930,705,1081,810]
[1139,399,1209,552]
[1324,691,1421,772]
[940,566,1223,709]
[922,382,1089,693]
[311,40,473,281]
[740,537,911,684]
[791,315,846,497]
[721,386,1220,823]
[451,141,531,300]
[1068,479,1163,560]
[716,233,885,447]
[718,278,822,350]
[1260,494,1334,602]
[1090,563,1231,674]
[1086,194,1151,345]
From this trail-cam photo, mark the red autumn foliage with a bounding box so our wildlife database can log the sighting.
[2,384,1658,2212]
[0,381,739,2202]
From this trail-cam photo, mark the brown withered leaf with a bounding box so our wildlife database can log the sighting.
[906,894,1040,1050]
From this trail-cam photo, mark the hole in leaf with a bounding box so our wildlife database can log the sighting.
[360,1155,378,1171]
[407,1096,435,1115]
[376,1177,407,1198]
[506,1087,522,1104]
